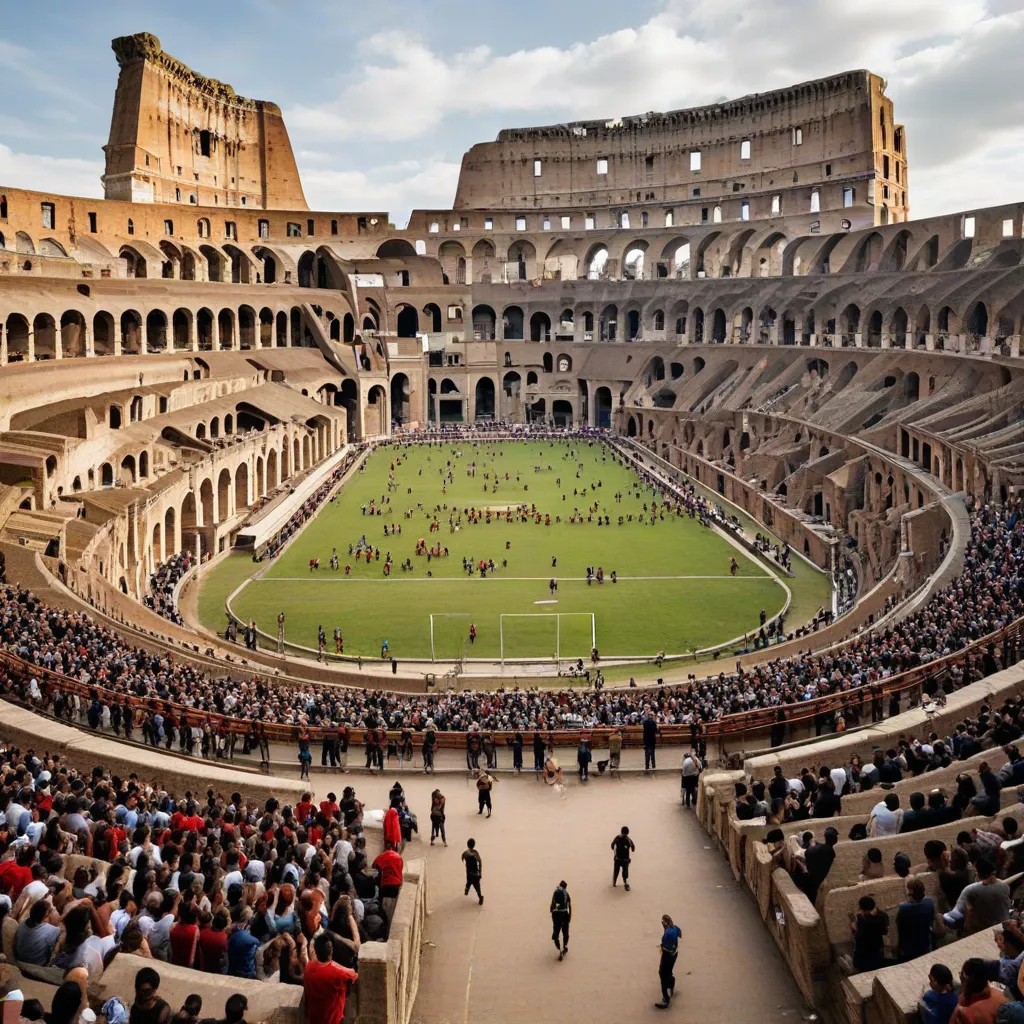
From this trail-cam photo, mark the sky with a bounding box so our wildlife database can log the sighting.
[2,0,1023,228]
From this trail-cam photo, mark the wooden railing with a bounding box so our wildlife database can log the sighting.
[1,615,1021,751]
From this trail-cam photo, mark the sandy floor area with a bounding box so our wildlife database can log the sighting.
[348,771,806,1024]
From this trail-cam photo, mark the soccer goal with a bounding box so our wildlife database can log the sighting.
[499,613,596,667]
[429,613,473,663]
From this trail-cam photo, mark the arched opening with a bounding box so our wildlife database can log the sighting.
[210,416,220,439]
[529,311,551,342]
[145,309,168,352]
[92,311,115,356]
[868,310,883,347]
[238,305,256,349]
[966,302,988,337]
[199,245,223,283]
[5,314,28,362]
[472,305,497,340]
[622,243,648,280]
[711,308,726,343]
[543,352,553,373]
[594,386,612,429]
[552,399,573,426]
[120,245,147,279]
[474,377,496,420]
[297,251,316,288]
[163,506,176,557]
[217,468,232,521]
[375,239,417,259]
[840,304,860,346]
[472,239,497,283]
[101,462,113,487]
[218,308,235,349]
[502,306,524,340]
[396,305,419,338]
[507,240,536,282]
[600,304,618,342]
[366,385,388,435]
[266,450,279,490]
[391,373,411,426]
[200,478,214,525]
[152,522,163,564]
[171,308,192,350]
[584,244,609,280]
[890,307,908,348]
[340,379,359,441]
[59,310,86,358]
[423,303,442,333]
[343,312,354,343]
[626,415,637,437]
[194,308,213,351]
[234,463,249,511]
[33,313,56,360]
[438,241,467,284]
[626,310,641,341]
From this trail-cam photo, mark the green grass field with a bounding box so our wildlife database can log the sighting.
[202,440,792,661]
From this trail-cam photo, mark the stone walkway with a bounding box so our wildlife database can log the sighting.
[348,771,808,1024]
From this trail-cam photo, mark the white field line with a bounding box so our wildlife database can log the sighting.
[251,574,780,583]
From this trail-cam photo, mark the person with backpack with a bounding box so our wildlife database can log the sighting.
[611,826,636,890]
[681,750,702,808]
[550,881,571,961]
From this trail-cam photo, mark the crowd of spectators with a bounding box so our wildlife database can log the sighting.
[0,744,420,1014]
[145,554,193,627]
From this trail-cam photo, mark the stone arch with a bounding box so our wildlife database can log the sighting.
[621,240,649,280]
[438,240,467,284]
[366,384,388,435]
[472,239,497,283]
[59,310,86,358]
[660,237,692,278]
[421,302,442,333]
[267,449,279,489]
[172,308,193,350]
[217,468,232,521]
[297,250,317,288]
[119,245,148,278]
[233,462,249,511]
[163,505,176,557]
[843,231,884,273]
[879,229,912,272]
[375,239,417,259]
[752,231,787,277]
[32,313,56,360]
[390,373,411,426]
[626,415,637,437]
[594,386,613,429]
[584,243,609,280]
[472,304,497,340]
[474,376,496,420]
[145,309,168,352]
[888,306,909,348]
[966,301,989,337]
[198,244,224,282]
[530,311,551,342]
[711,307,727,343]
[5,313,28,362]
[195,308,214,350]
[725,228,756,277]
[396,304,419,338]
[120,454,137,484]
[506,239,536,282]
[302,435,311,468]
[218,308,235,349]
[238,305,256,349]
[92,311,115,356]
[502,306,524,340]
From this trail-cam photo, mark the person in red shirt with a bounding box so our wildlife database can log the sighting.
[372,842,404,899]
[320,793,340,821]
[197,909,229,973]
[304,934,357,1024]
[295,793,314,825]
[169,902,200,968]
[383,807,401,849]
[0,846,36,898]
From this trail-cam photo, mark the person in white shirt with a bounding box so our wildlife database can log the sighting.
[828,766,848,796]
[868,792,903,837]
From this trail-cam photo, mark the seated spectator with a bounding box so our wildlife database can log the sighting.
[894,852,913,879]
[129,966,172,1024]
[945,857,1011,935]
[897,877,942,962]
[971,767,1003,818]
[795,827,838,904]
[919,963,958,1024]
[953,957,1007,1022]
[869,793,903,837]
[901,792,931,833]
[198,994,248,1024]
[860,848,885,882]
[14,899,59,965]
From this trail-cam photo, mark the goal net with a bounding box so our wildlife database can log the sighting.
[429,613,473,663]
[499,613,595,667]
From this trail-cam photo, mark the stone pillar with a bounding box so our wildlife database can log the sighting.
[1012,337,1021,358]
[189,316,199,352]
[808,334,818,347]
[0,327,7,367]
[854,333,864,348]
[287,314,295,347]
[84,324,94,358]
[925,334,935,351]
[211,317,221,352]
[880,331,890,349]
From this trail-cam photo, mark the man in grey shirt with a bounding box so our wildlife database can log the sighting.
[14,901,60,965]
[943,857,1011,934]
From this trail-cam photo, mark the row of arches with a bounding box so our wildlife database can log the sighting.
[0,303,339,362]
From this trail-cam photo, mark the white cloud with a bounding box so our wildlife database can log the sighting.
[301,161,462,229]
[0,144,103,198]
[285,0,1024,217]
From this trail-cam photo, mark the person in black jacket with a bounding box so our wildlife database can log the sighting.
[643,714,659,770]
[550,881,571,960]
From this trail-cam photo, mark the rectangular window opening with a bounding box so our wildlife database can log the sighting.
[964,215,976,238]
[596,158,608,175]
[41,202,55,229]
[740,139,751,160]
[534,159,542,177]
[515,216,527,231]
[560,215,571,230]
[690,151,701,171]
[792,127,803,146]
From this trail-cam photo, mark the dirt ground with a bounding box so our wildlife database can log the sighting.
[352,771,807,1024]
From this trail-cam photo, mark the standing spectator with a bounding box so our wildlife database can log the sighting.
[851,896,889,972]
[462,839,483,905]
[429,790,447,847]
[681,750,702,808]
[797,827,839,905]
[549,880,571,961]
[373,842,404,899]
[951,958,1007,1022]
[897,878,941,962]
[476,771,495,817]
[611,826,635,891]
[655,914,681,1009]
[304,934,358,1024]
[643,713,659,770]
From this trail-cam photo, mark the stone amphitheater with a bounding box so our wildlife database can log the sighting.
[0,29,1023,1024]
